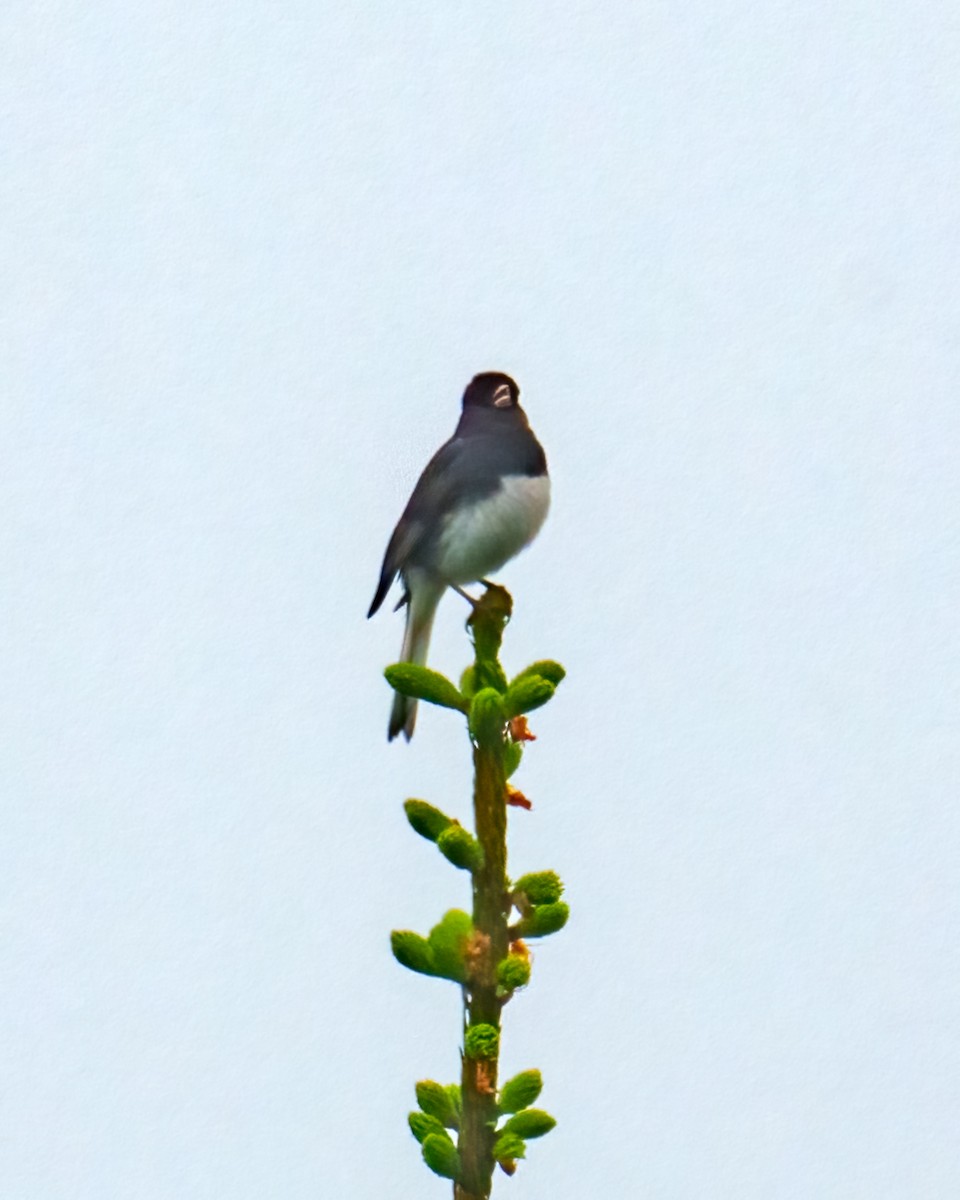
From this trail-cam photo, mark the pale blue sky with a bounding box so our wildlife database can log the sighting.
[3,3,959,1197]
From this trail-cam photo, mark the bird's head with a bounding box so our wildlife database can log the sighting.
[462,372,520,411]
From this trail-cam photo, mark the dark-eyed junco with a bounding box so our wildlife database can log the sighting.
[368,372,550,740]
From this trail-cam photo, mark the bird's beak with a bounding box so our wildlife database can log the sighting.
[492,384,512,408]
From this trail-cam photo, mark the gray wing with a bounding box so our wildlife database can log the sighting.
[367,435,474,616]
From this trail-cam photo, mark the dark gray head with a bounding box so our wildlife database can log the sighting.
[462,372,520,411]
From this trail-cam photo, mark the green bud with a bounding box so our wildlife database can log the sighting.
[384,664,467,712]
[444,1084,462,1125]
[498,1069,543,1114]
[492,1131,526,1162]
[408,1111,447,1144]
[503,739,523,779]
[427,910,472,983]
[510,660,566,687]
[496,953,531,993]
[415,1080,460,1128]
[403,798,454,843]
[513,870,564,906]
[501,1108,556,1139]
[515,901,569,939]
[390,931,436,976]
[464,1023,499,1060]
[421,1132,461,1180]
[459,665,477,697]
[468,687,506,745]
[503,675,555,719]
[473,659,508,693]
[437,824,483,871]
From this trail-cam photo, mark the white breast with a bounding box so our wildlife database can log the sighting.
[435,474,551,585]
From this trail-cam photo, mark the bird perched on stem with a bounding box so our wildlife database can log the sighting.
[368,372,550,740]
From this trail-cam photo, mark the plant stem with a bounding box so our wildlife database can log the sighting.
[456,586,512,1200]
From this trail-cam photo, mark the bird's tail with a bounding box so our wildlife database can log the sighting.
[389,583,443,741]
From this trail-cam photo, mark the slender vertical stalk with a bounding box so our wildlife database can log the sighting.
[385,583,564,1194]
[456,587,512,1200]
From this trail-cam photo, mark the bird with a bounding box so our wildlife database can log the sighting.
[368,371,550,741]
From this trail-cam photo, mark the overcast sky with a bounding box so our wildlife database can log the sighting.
[3,3,959,1197]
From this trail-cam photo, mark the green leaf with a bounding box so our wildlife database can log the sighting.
[464,1023,499,1060]
[390,931,436,976]
[384,664,468,712]
[415,1080,460,1129]
[510,659,566,687]
[513,870,564,906]
[501,1108,556,1139]
[421,1132,461,1180]
[437,824,483,872]
[403,798,454,843]
[515,901,570,939]
[468,687,506,745]
[492,1131,526,1162]
[503,675,555,719]
[498,1069,543,1114]
[427,910,473,983]
[408,1111,447,1144]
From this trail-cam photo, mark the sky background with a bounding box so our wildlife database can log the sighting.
[3,2,959,1197]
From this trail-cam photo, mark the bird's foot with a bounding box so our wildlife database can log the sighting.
[451,583,480,608]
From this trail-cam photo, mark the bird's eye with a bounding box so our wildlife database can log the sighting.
[492,384,512,408]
